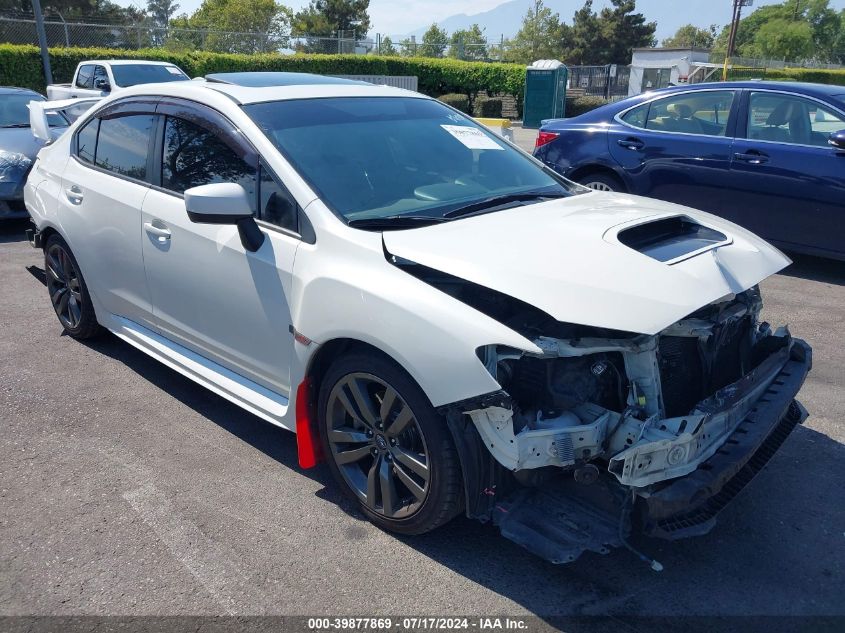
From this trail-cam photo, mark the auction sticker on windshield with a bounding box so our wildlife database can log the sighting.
[441,125,504,150]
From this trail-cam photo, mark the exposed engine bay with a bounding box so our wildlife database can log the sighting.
[470,286,783,487]
[393,253,812,566]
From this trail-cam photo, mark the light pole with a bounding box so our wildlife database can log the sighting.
[31,0,53,86]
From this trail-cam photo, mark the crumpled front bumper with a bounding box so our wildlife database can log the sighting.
[639,338,812,540]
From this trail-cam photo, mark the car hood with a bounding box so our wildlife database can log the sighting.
[0,127,46,161]
[381,192,790,335]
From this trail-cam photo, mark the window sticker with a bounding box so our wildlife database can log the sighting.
[441,124,504,150]
[166,66,184,75]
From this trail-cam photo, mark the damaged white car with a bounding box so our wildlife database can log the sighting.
[24,77,811,567]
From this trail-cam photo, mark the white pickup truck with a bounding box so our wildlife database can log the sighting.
[46,59,190,99]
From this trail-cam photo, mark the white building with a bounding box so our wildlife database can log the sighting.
[628,47,718,96]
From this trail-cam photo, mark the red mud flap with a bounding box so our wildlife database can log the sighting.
[295,378,324,469]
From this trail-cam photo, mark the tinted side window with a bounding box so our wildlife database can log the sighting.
[645,91,735,136]
[748,92,845,147]
[161,116,256,207]
[75,65,94,89]
[95,115,155,180]
[76,118,99,163]
[621,103,649,128]
[259,164,296,231]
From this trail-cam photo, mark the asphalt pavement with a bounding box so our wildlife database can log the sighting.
[2,177,844,629]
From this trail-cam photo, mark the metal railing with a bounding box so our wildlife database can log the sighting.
[567,65,631,99]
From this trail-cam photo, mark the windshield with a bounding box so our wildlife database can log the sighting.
[834,95,845,110]
[244,97,579,224]
[0,94,66,128]
[110,64,189,87]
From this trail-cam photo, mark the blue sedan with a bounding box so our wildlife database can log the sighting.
[534,81,845,260]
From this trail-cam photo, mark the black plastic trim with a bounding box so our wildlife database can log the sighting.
[641,338,812,540]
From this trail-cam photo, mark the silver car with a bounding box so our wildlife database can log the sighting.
[0,87,68,219]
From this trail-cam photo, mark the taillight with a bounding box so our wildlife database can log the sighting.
[535,131,559,149]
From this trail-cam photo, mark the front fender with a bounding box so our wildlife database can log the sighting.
[290,228,540,407]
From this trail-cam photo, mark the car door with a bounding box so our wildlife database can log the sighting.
[140,102,300,396]
[71,64,100,98]
[607,89,739,215]
[726,90,845,257]
[57,101,158,329]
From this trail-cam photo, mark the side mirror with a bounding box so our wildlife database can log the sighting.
[94,78,110,92]
[829,129,845,150]
[185,183,264,252]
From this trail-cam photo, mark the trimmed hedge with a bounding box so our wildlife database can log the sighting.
[0,43,527,101]
[473,96,503,118]
[437,93,471,114]
[723,66,845,85]
[565,95,609,117]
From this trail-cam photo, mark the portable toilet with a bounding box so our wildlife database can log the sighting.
[522,60,567,128]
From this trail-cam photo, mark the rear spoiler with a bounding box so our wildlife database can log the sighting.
[28,97,102,143]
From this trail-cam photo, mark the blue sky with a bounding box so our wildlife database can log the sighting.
[113,0,845,39]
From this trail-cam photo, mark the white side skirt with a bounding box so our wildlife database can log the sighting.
[109,315,292,430]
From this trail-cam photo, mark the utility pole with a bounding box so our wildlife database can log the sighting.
[723,0,752,80]
[31,0,53,86]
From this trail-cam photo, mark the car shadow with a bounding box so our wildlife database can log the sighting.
[0,218,31,243]
[65,325,844,630]
[779,252,845,286]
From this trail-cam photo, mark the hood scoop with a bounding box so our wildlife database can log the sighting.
[615,216,730,264]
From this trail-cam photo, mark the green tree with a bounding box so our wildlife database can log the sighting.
[596,0,656,63]
[503,0,562,64]
[713,0,843,63]
[566,0,602,64]
[293,0,370,38]
[147,0,180,28]
[167,0,292,53]
[448,24,487,61]
[661,24,717,49]
[419,23,448,58]
[379,35,397,56]
[753,18,815,60]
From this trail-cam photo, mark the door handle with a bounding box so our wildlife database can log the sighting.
[734,151,769,165]
[65,184,83,204]
[144,222,171,241]
[617,137,645,151]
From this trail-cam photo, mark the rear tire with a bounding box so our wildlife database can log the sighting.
[577,172,624,192]
[318,351,463,535]
[44,235,101,340]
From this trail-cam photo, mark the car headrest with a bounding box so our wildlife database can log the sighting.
[766,101,792,126]
[667,103,693,119]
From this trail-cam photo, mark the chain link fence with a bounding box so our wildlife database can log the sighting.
[1,16,508,60]
[0,17,376,55]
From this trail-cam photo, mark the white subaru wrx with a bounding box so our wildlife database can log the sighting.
[25,76,811,566]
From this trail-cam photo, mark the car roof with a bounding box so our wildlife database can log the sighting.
[117,78,421,105]
[0,86,43,97]
[647,80,845,100]
[81,59,182,67]
[205,72,370,87]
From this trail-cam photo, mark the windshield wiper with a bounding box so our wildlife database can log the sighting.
[347,215,449,230]
[443,191,566,219]
[0,123,31,128]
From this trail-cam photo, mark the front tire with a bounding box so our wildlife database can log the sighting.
[44,235,100,340]
[317,352,463,535]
